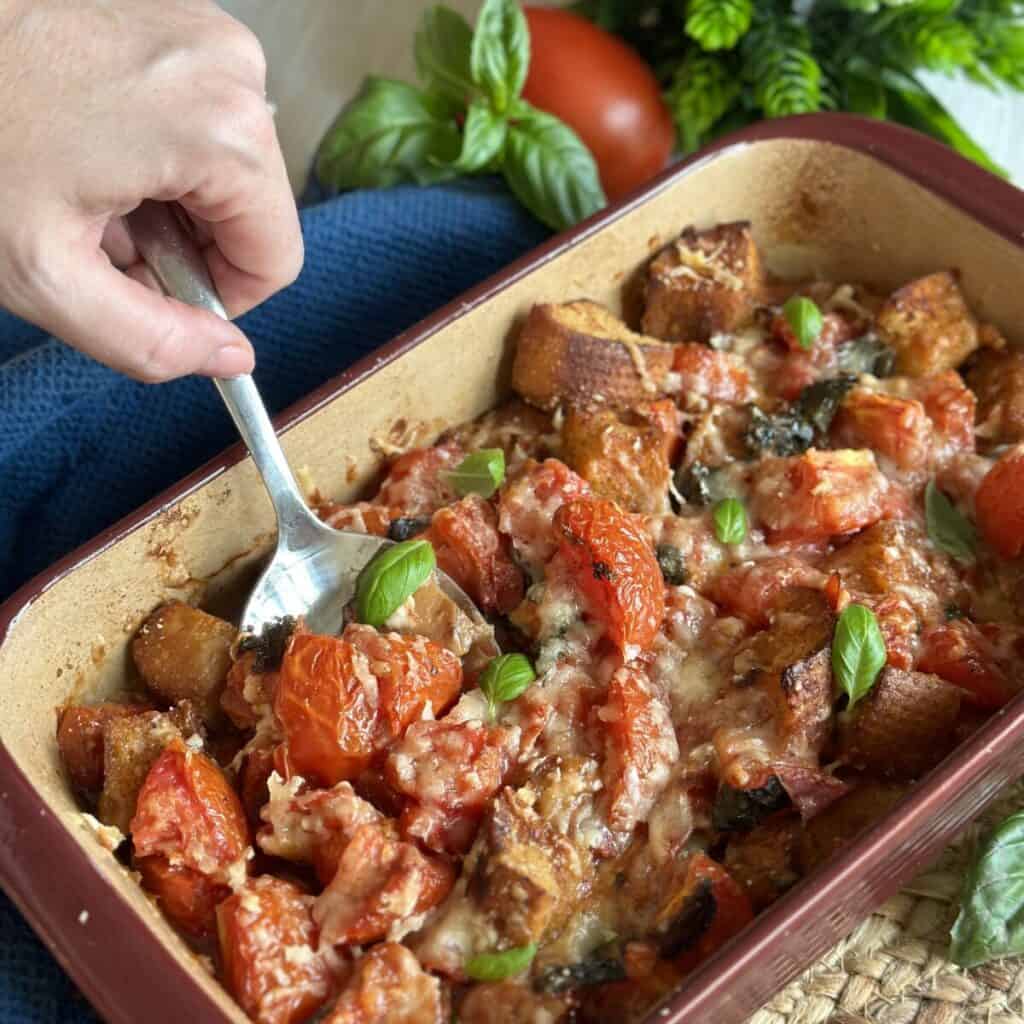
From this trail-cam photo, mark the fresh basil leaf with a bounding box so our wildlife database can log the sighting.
[783,296,824,350]
[415,6,475,103]
[925,479,976,564]
[355,539,436,627]
[452,100,508,173]
[478,653,536,719]
[470,0,530,113]
[316,78,461,190]
[950,810,1024,968]
[502,103,606,230]
[713,497,747,545]
[465,943,538,982]
[447,448,506,497]
[832,603,886,710]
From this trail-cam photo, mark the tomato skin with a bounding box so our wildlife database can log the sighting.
[672,343,755,405]
[555,497,665,658]
[218,876,338,1024]
[425,494,525,614]
[919,621,1019,710]
[131,740,248,875]
[522,7,673,202]
[323,943,442,1024]
[274,630,462,787]
[976,444,1024,558]
[135,855,227,937]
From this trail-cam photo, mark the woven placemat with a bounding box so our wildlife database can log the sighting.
[747,783,1024,1024]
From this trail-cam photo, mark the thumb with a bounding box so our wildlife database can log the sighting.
[35,247,255,382]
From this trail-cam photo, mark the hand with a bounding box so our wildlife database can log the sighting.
[0,0,303,382]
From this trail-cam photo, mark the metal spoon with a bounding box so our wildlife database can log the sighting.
[124,200,484,637]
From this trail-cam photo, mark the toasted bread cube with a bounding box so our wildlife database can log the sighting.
[56,702,152,794]
[98,702,201,833]
[798,783,906,872]
[968,347,1024,447]
[876,271,979,376]
[837,668,961,779]
[642,222,763,342]
[724,816,802,911]
[512,300,674,411]
[132,602,236,724]
[562,405,673,514]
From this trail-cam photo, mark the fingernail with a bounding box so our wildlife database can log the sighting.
[202,343,254,378]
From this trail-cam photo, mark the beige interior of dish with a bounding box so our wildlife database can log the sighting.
[2,138,1022,1020]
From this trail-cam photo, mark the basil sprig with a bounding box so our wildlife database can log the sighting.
[465,943,538,982]
[832,603,886,710]
[316,0,605,231]
[783,296,824,350]
[925,479,976,564]
[478,653,536,719]
[712,497,747,545]
[355,539,436,627]
[950,810,1024,968]
[448,448,506,498]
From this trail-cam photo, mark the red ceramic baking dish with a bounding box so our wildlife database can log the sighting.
[3,114,1024,1024]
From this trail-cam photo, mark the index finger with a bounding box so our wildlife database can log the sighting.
[180,113,304,318]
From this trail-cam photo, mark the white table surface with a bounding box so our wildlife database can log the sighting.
[218,1,1024,194]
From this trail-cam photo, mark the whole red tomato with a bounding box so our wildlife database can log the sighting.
[522,6,674,201]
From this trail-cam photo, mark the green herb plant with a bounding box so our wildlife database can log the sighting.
[783,295,824,350]
[925,478,977,562]
[448,448,506,498]
[832,602,886,709]
[355,539,436,627]
[465,943,538,981]
[317,0,605,229]
[577,0,1024,177]
[712,496,747,544]
[478,652,537,720]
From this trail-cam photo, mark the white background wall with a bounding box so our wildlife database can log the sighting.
[219,1,1024,194]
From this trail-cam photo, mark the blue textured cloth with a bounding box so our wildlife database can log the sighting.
[0,180,548,1022]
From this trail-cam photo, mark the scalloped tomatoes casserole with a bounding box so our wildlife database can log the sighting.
[57,222,1024,1023]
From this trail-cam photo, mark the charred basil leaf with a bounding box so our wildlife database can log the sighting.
[832,603,886,710]
[674,461,727,506]
[478,652,536,719]
[237,616,297,672]
[657,879,716,957]
[925,479,976,564]
[355,539,436,627]
[950,809,1024,968]
[466,943,537,982]
[795,375,857,435]
[656,544,688,586]
[387,515,433,542]
[447,447,506,498]
[713,497,747,545]
[744,405,815,457]
[783,296,824,350]
[712,777,789,832]
[535,954,626,993]
[835,334,896,377]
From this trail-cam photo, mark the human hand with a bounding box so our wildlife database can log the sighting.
[0,0,303,382]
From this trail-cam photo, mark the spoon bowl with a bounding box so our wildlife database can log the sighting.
[125,200,487,639]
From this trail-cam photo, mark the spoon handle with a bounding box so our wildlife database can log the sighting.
[123,200,317,539]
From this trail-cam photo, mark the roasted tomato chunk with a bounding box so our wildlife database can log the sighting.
[424,494,524,615]
[598,667,678,834]
[375,443,462,517]
[324,942,443,1024]
[386,718,515,854]
[554,497,665,658]
[671,343,754,404]
[498,458,591,576]
[918,620,1024,710]
[274,630,461,787]
[218,875,338,1024]
[706,558,825,628]
[130,740,248,933]
[654,853,753,973]
[751,449,901,543]
[314,821,454,946]
[831,388,931,471]
[976,444,1024,559]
